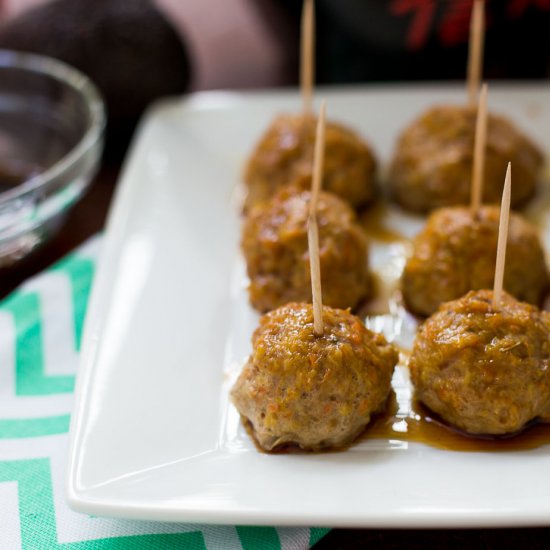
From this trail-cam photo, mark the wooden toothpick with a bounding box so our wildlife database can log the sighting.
[301,0,315,115]
[467,0,485,106]
[308,101,326,336]
[492,163,511,307]
[470,83,488,216]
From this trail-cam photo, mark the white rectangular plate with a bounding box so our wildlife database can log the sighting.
[67,85,550,528]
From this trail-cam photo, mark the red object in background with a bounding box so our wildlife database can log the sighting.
[438,0,474,46]
[390,0,436,50]
[389,0,550,51]
[390,0,477,50]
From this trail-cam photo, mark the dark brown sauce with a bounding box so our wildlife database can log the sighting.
[359,200,406,243]
[361,393,550,452]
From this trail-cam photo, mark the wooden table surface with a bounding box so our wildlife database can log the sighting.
[6,165,549,549]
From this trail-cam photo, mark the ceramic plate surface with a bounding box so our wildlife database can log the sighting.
[67,85,550,527]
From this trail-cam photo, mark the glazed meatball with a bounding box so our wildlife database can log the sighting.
[244,113,377,210]
[242,187,371,312]
[389,105,543,213]
[402,206,549,317]
[231,302,399,451]
[410,290,550,435]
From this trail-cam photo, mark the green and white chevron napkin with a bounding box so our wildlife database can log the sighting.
[0,236,329,550]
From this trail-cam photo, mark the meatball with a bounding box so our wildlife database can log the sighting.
[231,302,399,451]
[389,105,543,213]
[242,187,371,313]
[402,206,549,317]
[409,290,550,435]
[244,113,377,210]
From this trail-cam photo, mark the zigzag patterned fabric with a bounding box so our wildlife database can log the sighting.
[0,236,329,549]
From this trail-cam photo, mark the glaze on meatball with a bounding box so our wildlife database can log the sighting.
[242,187,371,313]
[409,290,550,436]
[244,113,377,210]
[231,302,399,451]
[389,105,543,213]
[402,206,549,317]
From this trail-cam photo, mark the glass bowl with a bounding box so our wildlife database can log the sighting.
[0,50,105,266]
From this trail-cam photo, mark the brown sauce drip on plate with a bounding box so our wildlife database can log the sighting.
[359,201,406,243]
[361,393,550,452]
